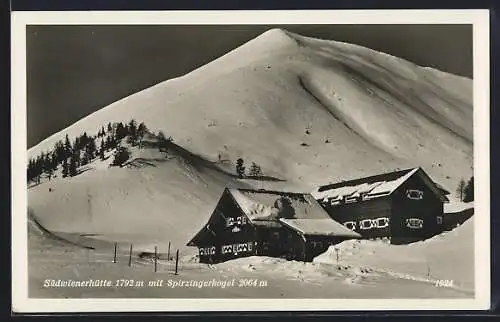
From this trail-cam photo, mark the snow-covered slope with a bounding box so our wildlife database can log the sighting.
[28,28,473,249]
[29,28,473,190]
[315,217,475,291]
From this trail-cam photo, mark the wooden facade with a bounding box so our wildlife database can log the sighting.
[312,167,449,244]
[187,189,360,263]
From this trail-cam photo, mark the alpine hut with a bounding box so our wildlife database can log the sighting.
[187,188,361,263]
[312,167,450,244]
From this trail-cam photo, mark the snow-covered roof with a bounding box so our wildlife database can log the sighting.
[188,188,370,246]
[312,167,448,203]
[229,188,329,221]
[279,218,361,238]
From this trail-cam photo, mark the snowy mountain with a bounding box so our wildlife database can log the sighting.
[28,28,473,250]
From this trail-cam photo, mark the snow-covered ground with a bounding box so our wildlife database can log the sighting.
[29,217,473,298]
[315,217,474,292]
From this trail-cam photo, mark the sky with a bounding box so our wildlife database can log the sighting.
[26,24,472,148]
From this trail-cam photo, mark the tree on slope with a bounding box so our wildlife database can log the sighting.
[99,140,105,160]
[249,162,262,177]
[137,122,148,148]
[127,119,138,145]
[115,122,128,140]
[64,134,72,159]
[69,152,78,177]
[463,176,474,202]
[236,158,246,178]
[456,178,466,202]
[112,146,130,167]
[62,158,69,178]
[157,131,170,152]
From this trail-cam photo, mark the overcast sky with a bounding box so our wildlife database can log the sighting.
[27,24,472,148]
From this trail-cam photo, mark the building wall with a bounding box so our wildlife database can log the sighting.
[390,174,445,243]
[321,197,392,239]
[197,190,258,263]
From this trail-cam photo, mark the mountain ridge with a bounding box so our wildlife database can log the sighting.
[28,28,473,190]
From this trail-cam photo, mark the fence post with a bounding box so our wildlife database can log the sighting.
[128,244,133,267]
[113,242,118,263]
[175,249,179,275]
[167,242,171,261]
[154,246,158,273]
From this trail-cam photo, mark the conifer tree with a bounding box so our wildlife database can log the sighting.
[249,162,263,177]
[64,134,72,159]
[463,176,474,202]
[236,158,245,178]
[128,119,138,145]
[137,122,148,148]
[158,131,167,152]
[99,140,105,160]
[112,146,130,167]
[456,178,466,202]
[62,158,69,178]
[69,152,78,177]
[116,122,127,140]
[105,135,112,150]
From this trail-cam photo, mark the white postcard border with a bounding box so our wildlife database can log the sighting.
[11,9,490,312]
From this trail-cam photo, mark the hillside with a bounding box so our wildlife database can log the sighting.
[29,28,473,191]
[28,28,473,250]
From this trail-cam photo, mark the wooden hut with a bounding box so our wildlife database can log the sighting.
[312,167,450,244]
[187,188,361,263]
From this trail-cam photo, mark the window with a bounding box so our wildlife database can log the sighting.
[406,189,424,200]
[405,218,424,229]
[374,217,389,228]
[360,219,374,230]
[330,199,341,206]
[344,221,357,230]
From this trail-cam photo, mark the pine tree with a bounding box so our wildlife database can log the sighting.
[69,153,78,177]
[112,146,130,167]
[62,158,69,178]
[107,122,112,133]
[128,119,138,145]
[82,132,89,147]
[137,122,148,148]
[84,137,97,161]
[73,149,81,167]
[64,134,72,159]
[99,140,105,160]
[27,158,34,182]
[47,166,53,181]
[249,162,261,177]
[116,122,127,140]
[463,176,474,202]
[236,158,245,178]
[158,131,167,152]
[105,135,112,150]
[53,140,65,164]
[456,178,466,202]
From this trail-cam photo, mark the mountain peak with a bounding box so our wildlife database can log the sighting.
[250,28,298,48]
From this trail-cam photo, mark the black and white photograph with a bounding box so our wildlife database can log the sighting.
[11,10,490,312]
